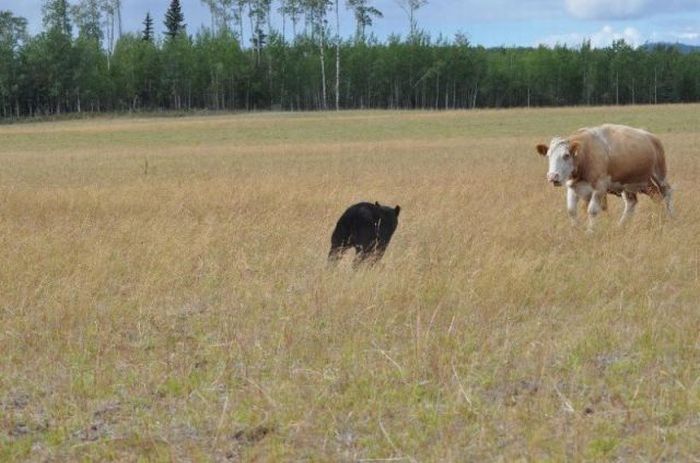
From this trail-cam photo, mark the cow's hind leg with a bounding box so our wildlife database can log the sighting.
[619,191,638,225]
[599,193,609,211]
[650,175,674,218]
[660,181,674,217]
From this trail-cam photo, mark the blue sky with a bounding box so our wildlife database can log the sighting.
[3,0,700,47]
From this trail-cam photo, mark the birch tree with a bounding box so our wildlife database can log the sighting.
[347,0,382,42]
[395,0,427,39]
[201,0,235,33]
[71,0,103,42]
[248,0,268,63]
[279,0,304,39]
[114,0,121,39]
[334,0,340,109]
[100,0,116,53]
[304,0,331,109]
[231,0,247,43]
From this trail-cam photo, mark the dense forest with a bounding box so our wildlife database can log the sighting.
[1,0,700,118]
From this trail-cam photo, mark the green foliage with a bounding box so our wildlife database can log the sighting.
[73,35,109,111]
[1,4,700,118]
[41,0,72,36]
[71,0,103,43]
[19,28,76,115]
[347,0,383,42]
[0,10,27,48]
[0,11,27,117]
[112,34,162,109]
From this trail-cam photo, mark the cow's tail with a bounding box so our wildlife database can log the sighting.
[651,136,668,182]
[648,135,674,216]
[649,135,672,200]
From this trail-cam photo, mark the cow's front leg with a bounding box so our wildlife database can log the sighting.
[587,189,605,232]
[566,186,579,226]
[619,191,638,225]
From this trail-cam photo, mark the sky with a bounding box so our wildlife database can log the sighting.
[2,0,700,48]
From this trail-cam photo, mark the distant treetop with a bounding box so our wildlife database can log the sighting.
[164,0,186,39]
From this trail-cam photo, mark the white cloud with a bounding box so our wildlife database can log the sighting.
[594,25,643,46]
[648,26,700,44]
[566,0,649,20]
[566,0,700,20]
[536,25,643,47]
[672,31,700,41]
[382,0,562,24]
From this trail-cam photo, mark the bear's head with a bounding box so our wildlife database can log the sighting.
[374,201,400,238]
[375,201,400,216]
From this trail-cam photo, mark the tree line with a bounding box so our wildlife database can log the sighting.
[1,0,700,119]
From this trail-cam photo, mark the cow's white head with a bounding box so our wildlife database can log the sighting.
[536,137,579,187]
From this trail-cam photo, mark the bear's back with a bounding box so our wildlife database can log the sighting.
[339,202,379,226]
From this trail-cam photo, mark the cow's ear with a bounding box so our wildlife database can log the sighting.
[536,144,548,156]
[375,201,380,207]
[394,205,401,217]
[569,141,580,157]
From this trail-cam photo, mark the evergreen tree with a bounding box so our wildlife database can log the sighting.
[142,12,154,42]
[164,0,186,39]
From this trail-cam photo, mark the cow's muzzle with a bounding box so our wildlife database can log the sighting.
[547,172,562,186]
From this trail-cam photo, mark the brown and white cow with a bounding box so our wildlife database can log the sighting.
[536,124,673,230]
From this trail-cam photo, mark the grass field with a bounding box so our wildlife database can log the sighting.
[1,106,699,461]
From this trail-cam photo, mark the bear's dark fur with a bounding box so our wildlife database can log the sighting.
[328,201,401,266]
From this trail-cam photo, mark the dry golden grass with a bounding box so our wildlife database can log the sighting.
[1,106,699,461]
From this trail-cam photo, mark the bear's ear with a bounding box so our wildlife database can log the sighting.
[375,201,380,207]
[536,144,549,156]
[394,205,401,217]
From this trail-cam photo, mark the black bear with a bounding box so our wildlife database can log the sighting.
[328,201,401,266]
